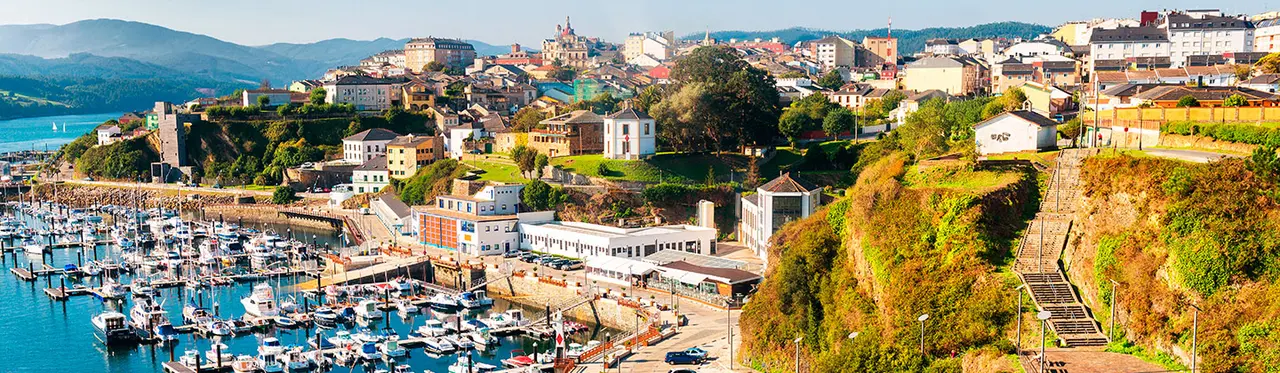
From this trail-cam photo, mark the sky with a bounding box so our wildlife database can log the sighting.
[0,0,1273,46]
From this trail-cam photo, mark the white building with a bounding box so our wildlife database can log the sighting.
[973,111,1059,156]
[372,194,413,236]
[324,75,400,111]
[1162,10,1255,67]
[1002,39,1070,60]
[519,221,717,260]
[96,124,121,146]
[602,107,656,160]
[447,122,486,159]
[623,31,675,63]
[626,53,664,68]
[352,155,390,194]
[241,89,293,107]
[1256,18,1280,53]
[739,173,823,268]
[1089,26,1171,62]
[924,38,963,55]
[414,184,526,256]
[813,35,858,69]
[342,128,399,164]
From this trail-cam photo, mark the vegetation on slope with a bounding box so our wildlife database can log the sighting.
[1074,150,1280,372]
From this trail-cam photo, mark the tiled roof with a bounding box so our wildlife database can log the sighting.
[758,172,820,193]
[1005,111,1060,127]
[1090,27,1168,43]
[1166,13,1253,30]
[1134,86,1278,102]
[605,107,652,120]
[343,128,400,142]
[1243,74,1280,85]
[375,194,411,219]
[542,110,604,125]
[356,155,388,171]
[1154,68,1188,78]
[387,134,435,147]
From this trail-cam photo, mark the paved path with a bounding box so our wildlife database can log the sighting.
[1028,348,1174,373]
[1145,148,1241,163]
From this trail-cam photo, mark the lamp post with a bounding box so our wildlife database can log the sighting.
[1190,303,1200,372]
[1015,284,1027,353]
[793,336,803,373]
[1037,310,1053,373]
[1108,278,1119,342]
[917,314,929,358]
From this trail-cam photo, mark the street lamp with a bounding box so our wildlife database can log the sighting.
[1037,310,1053,372]
[917,314,929,357]
[1189,303,1200,373]
[1015,284,1027,353]
[793,336,804,373]
[1108,278,1119,342]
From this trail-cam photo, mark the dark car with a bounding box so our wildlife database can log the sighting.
[664,351,703,365]
[544,259,569,268]
[556,260,583,271]
[519,253,539,263]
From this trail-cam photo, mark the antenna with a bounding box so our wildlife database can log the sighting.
[888,17,893,38]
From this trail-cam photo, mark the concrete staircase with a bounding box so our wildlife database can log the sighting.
[1014,149,1109,348]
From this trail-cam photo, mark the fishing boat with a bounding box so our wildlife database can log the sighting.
[380,339,407,358]
[232,355,257,373]
[427,293,458,310]
[416,319,448,337]
[354,299,384,319]
[257,351,285,373]
[97,279,125,299]
[180,350,200,368]
[458,290,494,309]
[485,309,527,329]
[449,355,497,373]
[397,299,419,316]
[313,307,339,327]
[280,347,312,371]
[358,342,382,360]
[205,319,234,336]
[241,283,280,317]
[273,316,297,328]
[91,311,136,345]
[206,342,234,363]
[129,297,170,336]
[421,337,455,354]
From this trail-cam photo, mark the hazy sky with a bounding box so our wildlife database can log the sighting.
[0,0,1272,46]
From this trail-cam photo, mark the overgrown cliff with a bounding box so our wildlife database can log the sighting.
[739,154,1037,372]
[1068,154,1280,372]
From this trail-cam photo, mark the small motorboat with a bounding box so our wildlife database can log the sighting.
[153,323,179,343]
[232,355,257,373]
[205,320,233,336]
[416,319,448,337]
[206,342,234,363]
[422,337,455,354]
[427,293,457,310]
[380,339,407,359]
[458,291,494,309]
[500,353,536,369]
[444,335,472,350]
[273,316,298,328]
[314,307,339,327]
[449,355,497,373]
[358,342,382,360]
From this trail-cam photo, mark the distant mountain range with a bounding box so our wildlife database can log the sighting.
[0,19,518,119]
[686,22,1053,55]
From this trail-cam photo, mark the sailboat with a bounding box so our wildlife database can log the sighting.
[52,122,58,132]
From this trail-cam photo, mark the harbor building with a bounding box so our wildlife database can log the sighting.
[413,184,526,256]
[518,220,717,259]
[739,173,823,269]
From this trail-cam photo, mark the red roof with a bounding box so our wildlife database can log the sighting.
[647,66,670,79]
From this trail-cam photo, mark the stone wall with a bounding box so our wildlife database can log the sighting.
[484,270,645,331]
[1157,133,1257,154]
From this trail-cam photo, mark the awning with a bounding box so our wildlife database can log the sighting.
[584,256,658,275]
[675,272,708,285]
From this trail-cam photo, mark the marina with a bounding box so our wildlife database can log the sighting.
[0,201,617,373]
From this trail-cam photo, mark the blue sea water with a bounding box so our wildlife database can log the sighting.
[0,212,605,372]
[0,113,123,154]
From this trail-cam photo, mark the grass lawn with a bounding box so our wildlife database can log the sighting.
[551,153,745,183]
[903,165,1021,191]
[760,147,803,178]
[460,154,528,184]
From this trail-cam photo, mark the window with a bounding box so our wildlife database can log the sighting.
[622,124,629,135]
[644,123,650,135]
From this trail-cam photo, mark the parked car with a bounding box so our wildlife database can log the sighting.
[544,259,569,269]
[668,369,698,373]
[519,253,539,263]
[534,256,558,266]
[680,347,708,360]
[83,177,94,181]
[560,260,584,271]
[502,251,520,258]
[664,351,704,365]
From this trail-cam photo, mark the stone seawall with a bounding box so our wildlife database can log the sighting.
[485,270,645,332]
[19,184,233,210]
[201,204,338,231]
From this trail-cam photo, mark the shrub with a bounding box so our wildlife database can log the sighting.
[271,186,298,204]
[1176,95,1200,107]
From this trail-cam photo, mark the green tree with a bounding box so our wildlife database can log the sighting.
[634,85,664,114]
[271,186,298,204]
[779,110,812,144]
[257,95,271,107]
[705,166,717,186]
[522,180,568,211]
[1246,145,1280,185]
[424,61,446,72]
[817,70,845,90]
[665,46,781,150]
[1002,87,1027,111]
[1223,94,1249,107]
[534,153,549,178]
[1059,118,1082,146]
[881,90,908,111]
[823,107,856,140]
[777,71,807,79]
[1258,52,1280,74]
[309,88,327,105]
[799,142,831,170]
[512,107,546,132]
[1177,95,1201,108]
[511,145,539,178]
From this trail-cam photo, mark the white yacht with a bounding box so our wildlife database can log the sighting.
[91,311,135,345]
[241,283,280,318]
[354,299,384,320]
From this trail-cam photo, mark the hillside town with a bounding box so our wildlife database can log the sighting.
[5,7,1280,373]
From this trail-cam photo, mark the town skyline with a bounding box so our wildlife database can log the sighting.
[0,0,1269,46]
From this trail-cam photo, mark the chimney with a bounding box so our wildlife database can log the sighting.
[511,44,521,54]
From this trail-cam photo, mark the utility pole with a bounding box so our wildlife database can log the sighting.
[1109,278,1119,342]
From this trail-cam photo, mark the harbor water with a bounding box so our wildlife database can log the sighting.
[0,112,122,154]
[0,206,610,372]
